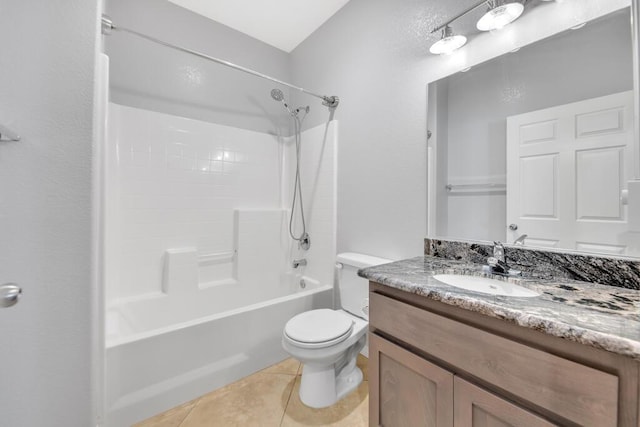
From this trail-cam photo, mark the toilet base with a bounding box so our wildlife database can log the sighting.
[299,365,363,409]
[336,365,363,401]
[298,334,366,408]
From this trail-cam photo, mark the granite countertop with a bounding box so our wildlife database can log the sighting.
[359,256,640,360]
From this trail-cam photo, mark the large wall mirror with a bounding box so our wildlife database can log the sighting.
[427,0,640,258]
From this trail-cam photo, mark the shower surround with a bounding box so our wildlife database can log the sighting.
[104,104,336,426]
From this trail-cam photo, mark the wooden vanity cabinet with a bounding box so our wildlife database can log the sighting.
[369,282,640,427]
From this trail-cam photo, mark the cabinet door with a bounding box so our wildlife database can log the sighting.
[454,377,558,427]
[369,333,454,427]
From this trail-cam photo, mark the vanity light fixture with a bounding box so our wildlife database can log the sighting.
[477,1,524,31]
[429,0,543,56]
[429,26,467,55]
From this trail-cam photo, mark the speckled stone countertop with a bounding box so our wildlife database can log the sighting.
[359,256,640,360]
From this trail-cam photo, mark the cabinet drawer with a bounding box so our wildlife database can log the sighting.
[370,292,619,427]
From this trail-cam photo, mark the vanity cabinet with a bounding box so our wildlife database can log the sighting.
[369,283,639,427]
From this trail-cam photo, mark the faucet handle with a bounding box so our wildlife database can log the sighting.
[487,257,500,267]
[487,256,509,275]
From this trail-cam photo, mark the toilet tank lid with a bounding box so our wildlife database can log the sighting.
[336,252,393,269]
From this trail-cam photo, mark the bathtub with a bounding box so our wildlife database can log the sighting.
[105,279,332,427]
[103,106,338,426]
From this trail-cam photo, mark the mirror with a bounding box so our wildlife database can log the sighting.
[427,4,640,257]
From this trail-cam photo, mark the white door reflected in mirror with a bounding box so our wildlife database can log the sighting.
[506,91,635,255]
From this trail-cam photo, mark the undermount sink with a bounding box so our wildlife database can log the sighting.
[433,274,540,297]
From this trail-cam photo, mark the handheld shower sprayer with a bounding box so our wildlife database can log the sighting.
[270,89,309,117]
[270,89,293,115]
[271,88,311,250]
[270,88,284,101]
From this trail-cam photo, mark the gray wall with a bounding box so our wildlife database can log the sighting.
[289,0,467,259]
[436,10,633,242]
[106,0,292,134]
[0,1,99,425]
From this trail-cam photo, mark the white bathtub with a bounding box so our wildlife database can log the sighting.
[105,281,332,427]
[103,106,338,426]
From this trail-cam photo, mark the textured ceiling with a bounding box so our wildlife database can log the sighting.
[167,0,352,52]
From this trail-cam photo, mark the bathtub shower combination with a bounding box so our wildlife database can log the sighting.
[104,103,337,425]
[100,15,342,425]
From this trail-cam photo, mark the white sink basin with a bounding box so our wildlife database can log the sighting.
[433,274,539,297]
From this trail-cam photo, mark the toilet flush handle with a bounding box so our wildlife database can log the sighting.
[335,262,343,269]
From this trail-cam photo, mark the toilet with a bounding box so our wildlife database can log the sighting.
[282,252,392,408]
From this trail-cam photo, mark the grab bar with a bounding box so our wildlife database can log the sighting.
[198,251,236,266]
[446,183,506,193]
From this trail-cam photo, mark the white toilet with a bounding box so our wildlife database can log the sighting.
[282,252,391,408]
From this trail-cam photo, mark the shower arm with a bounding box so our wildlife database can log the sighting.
[100,15,340,109]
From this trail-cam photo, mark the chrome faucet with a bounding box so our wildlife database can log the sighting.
[493,241,505,262]
[487,241,520,276]
[292,258,307,269]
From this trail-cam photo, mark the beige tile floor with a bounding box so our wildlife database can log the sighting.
[134,355,369,427]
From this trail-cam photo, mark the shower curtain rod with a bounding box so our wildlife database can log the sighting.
[100,15,340,108]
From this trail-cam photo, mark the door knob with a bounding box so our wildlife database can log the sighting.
[509,223,518,231]
[0,283,22,308]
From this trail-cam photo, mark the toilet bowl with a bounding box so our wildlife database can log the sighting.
[282,252,392,408]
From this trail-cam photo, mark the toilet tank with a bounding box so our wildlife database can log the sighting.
[336,252,392,320]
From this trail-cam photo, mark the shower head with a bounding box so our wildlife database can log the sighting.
[270,89,285,102]
[270,88,309,117]
[270,88,295,115]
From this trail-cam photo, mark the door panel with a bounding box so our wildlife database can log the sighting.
[576,146,624,220]
[519,154,558,218]
[454,377,558,427]
[575,107,625,137]
[370,333,454,427]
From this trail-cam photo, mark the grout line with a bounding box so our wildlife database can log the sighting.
[279,375,298,427]
[148,362,303,427]
[176,398,201,427]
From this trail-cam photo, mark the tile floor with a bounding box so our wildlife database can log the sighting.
[134,355,369,427]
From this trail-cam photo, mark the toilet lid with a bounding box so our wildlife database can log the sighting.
[284,309,354,344]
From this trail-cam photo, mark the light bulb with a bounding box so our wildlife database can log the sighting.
[477,2,524,31]
[430,26,467,55]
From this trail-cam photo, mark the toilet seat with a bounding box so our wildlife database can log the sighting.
[284,309,354,349]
